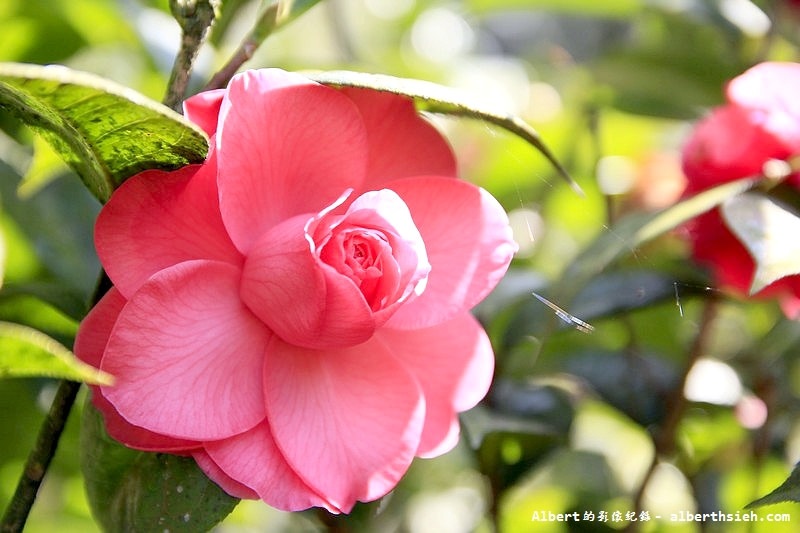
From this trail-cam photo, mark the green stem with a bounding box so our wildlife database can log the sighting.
[164,0,218,111]
[0,380,82,533]
[203,1,278,91]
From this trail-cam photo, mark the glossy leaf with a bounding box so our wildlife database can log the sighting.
[0,62,208,203]
[748,462,800,508]
[0,321,111,384]
[81,402,239,533]
[721,192,800,294]
[310,70,580,195]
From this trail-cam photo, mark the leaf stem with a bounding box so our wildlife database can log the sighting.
[0,379,82,533]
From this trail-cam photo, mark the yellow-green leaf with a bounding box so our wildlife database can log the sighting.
[0,321,112,385]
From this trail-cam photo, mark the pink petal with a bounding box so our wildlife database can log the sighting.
[193,449,260,500]
[377,312,494,457]
[96,154,242,299]
[341,88,457,190]
[92,392,200,452]
[216,70,369,253]
[74,288,199,451]
[681,105,789,195]
[385,177,517,329]
[202,422,336,511]
[183,89,225,136]
[314,189,431,320]
[240,214,375,349]
[100,260,269,440]
[726,62,800,149]
[264,336,426,512]
[74,287,127,369]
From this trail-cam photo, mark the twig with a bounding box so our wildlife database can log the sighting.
[203,1,278,91]
[164,0,219,111]
[627,297,719,532]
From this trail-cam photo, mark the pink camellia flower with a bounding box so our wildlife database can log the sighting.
[681,62,800,317]
[74,69,517,512]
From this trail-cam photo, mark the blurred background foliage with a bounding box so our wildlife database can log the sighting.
[3,0,800,531]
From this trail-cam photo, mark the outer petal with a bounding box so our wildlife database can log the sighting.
[340,88,457,190]
[240,214,375,349]
[74,287,127,369]
[183,89,225,136]
[202,422,335,511]
[681,105,788,195]
[377,312,494,458]
[264,336,425,512]
[217,70,369,253]
[727,62,800,149]
[96,154,242,299]
[75,288,199,452]
[193,449,260,500]
[100,260,269,441]
[385,177,517,329]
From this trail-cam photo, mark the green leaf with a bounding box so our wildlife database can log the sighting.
[81,402,239,533]
[0,281,88,322]
[721,192,800,294]
[310,70,580,195]
[465,0,643,17]
[747,462,800,508]
[559,176,759,299]
[17,125,69,198]
[276,0,324,27]
[0,321,111,384]
[0,62,208,203]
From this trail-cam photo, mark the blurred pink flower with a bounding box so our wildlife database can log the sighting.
[75,69,516,512]
[681,62,800,317]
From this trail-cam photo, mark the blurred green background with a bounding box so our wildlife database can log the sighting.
[3,0,800,531]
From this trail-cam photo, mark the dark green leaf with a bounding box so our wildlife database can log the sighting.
[0,62,208,203]
[721,192,800,294]
[0,321,111,384]
[748,462,800,508]
[81,401,239,533]
[310,70,580,195]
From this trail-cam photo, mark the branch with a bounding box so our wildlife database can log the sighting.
[203,1,279,91]
[164,0,219,111]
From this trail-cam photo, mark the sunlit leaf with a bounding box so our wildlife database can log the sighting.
[560,176,758,299]
[721,192,800,294]
[277,0,324,27]
[0,321,111,384]
[0,62,208,203]
[17,133,68,198]
[310,70,580,195]
[81,402,239,533]
[748,462,800,508]
[465,0,643,17]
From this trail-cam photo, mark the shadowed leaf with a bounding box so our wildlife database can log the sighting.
[81,402,239,533]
